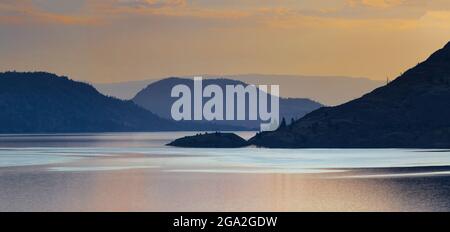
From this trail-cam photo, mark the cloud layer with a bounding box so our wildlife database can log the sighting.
[1,0,450,83]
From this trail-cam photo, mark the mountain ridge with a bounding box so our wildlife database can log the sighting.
[0,72,244,133]
[94,74,382,105]
[132,77,323,130]
[248,41,450,148]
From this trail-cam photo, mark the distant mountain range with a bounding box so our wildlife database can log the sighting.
[132,77,323,130]
[94,74,382,106]
[249,41,450,148]
[0,72,244,133]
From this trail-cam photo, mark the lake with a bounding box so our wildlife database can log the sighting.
[1,132,450,211]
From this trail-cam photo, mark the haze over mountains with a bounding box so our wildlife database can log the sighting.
[132,78,322,130]
[249,42,450,148]
[0,72,172,133]
[5,39,449,143]
[94,75,382,106]
[0,72,325,133]
[0,72,244,133]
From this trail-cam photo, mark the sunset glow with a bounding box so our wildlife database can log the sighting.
[2,0,450,82]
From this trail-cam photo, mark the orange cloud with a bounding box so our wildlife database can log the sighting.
[253,7,417,30]
[418,10,450,29]
[265,15,417,30]
[117,0,187,8]
[1,0,448,29]
[93,0,250,20]
[347,0,405,8]
[29,12,99,25]
[0,1,98,25]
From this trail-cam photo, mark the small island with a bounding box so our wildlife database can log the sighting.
[167,132,249,148]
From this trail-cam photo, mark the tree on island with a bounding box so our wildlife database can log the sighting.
[278,117,287,130]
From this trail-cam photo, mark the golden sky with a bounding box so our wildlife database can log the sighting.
[1,0,450,82]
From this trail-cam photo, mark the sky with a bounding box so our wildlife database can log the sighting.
[1,0,450,83]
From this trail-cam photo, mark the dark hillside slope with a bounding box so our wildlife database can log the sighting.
[249,42,450,148]
[0,72,179,133]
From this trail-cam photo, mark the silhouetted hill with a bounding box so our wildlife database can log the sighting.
[0,72,178,133]
[94,75,382,105]
[249,42,450,148]
[168,132,248,148]
[132,77,322,130]
[0,72,241,133]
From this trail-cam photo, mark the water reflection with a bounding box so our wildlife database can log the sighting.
[0,132,450,211]
[1,169,447,211]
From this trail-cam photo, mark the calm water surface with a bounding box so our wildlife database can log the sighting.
[1,132,450,211]
[1,132,450,172]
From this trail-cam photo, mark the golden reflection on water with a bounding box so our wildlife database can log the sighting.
[1,133,448,211]
[41,170,417,212]
[1,161,445,212]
